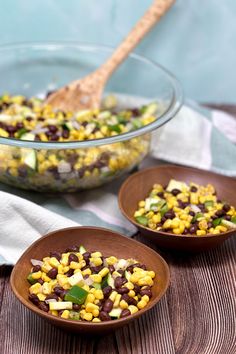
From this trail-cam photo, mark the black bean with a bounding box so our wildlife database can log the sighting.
[50,134,59,141]
[49,251,61,262]
[26,116,33,122]
[207,222,213,229]
[215,210,225,217]
[28,294,40,306]
[164,210,175,219]
[103,286,112,298]
[81,265,89,271]
[131,108,140,116]
[102,299,113,312]
[62,129,69,139]
[133,284,141,294]
[189,224,198,234]
[99,311,111,321]
[38,302,49,312]
[59,290,68,300]
[171,188,181,196]
[32,265,41,272]
[157,192,164,198]
[73,304,81,311]
[120,309,131,318]
[38,279,44,285]
[54,286,64,296]
[118,269,125,277]
[183,228,189,235]
[223,204,231,212]
[161,216,167,223]
[47,268,58,279]
[18,165,28,177]
[84,274,89,280]
[65,269,74,277]
[38,117,45,121]
[45,294,59,301]
[224,215,231,221]
[114,276,126,289]
[128,297,137,306]
[65,245,79,252]
[117,287,129,294]
[189,211,195,217]
[190,186,198,192]
[83,252,91,264]
[47,125,58,133]
[68,253,78,263]
[177,200,184,209]
[140,289,152,298]
[6,124,17,133]
[108,265,115,274]
[91,265,103,274]
[16,122,24,129]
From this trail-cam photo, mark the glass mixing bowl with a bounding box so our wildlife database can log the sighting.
[0,42,183,192]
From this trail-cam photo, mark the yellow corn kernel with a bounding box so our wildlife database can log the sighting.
[198,220,208,231]
[86,303,99,313]
[109,291,118,302]
[171,218,180,229]
[73,269,82,274]
[190,193,199,204]
[83,312,93,321]
[128,290,135,297]
[58,277,69,287]
[106,256,117,265]
[31,271,42,280]
[212,229,220,234]
[79,260,86,268]
[215,225,227,232]
[172,228,181,235]
[90,274,102,283]
[142,295,150,303]
[82,284,90,292]
[152,214,161,224]
[178,221,185,234]
[57,265,64,274]
[120,300,128,309]
[70,261,81,270]
[79,309,86,319]
[60,253,69,266]
[163,219,172,229]
[85,294,95,305]
[137,300,147,310]
[128,305,139,314]
[138,276,153,287]
[94,299,100,305]
[129,274,140,284]
[49,257,60,268]
[196,230,206,236]
[123,282,134,290]
[138,200,145,208]
[184,221,191,229]
[42,282,52,295]
[98,267,109,278]
[147,271,155,279]
[114,294,122,308]
[94,289,104,300]
[29,283,42,295]
[90,257,103,266]
[89,288,95,294]
[37,293,46,301]
[179,213,188,221]
[92,318,101,323]
[41,273,51,282]
[82,268,92,276]
[61,310,70,319]
[92,309,100,317]
[91,251,102,258]
[51,310,58,317]
[41,262,52,273]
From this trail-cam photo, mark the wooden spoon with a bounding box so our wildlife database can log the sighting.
[46,0,175,112]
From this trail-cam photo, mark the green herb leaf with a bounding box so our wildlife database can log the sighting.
[108,124,121,133]
[191,213,203,223]
[231,216,236,224]
[132,119,143,129]
[117,115,127,124]
[212,217,223,227]
[16,128,28,138]
[135,215,148,226]
[160,203,169,217]
[27,273,37,285]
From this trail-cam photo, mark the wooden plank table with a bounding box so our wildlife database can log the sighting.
[0,105,235,354]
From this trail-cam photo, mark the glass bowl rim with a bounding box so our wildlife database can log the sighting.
[0,41,184,149]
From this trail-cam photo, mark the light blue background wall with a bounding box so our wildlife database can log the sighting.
[1,0,235,103]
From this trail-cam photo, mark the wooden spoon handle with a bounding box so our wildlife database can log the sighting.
[99,0,175,80]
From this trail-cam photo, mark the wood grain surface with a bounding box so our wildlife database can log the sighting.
[0,105,235,353]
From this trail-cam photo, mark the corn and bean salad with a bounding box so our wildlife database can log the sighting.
[134,179,236,236]
[27,245,155,322]
[0,94,156,191]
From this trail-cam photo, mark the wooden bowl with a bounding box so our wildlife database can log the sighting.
[119,165,236,252]
[10,226,170,334]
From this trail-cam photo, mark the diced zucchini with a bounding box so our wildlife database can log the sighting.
[101,274,108,289]
[107,273,115,288]
[49,301,73,311]
[79,245,87,254]
[160,203,169,217]
[109,308,122,318]
[93,283,101,290]
[68,272,84,286]
[204,201,214,209]
[20,133,35,141]
[231,216,236,224]
[142,102,158,117]
[132,119,143,129]
[221,219,236,229]
[27,273,37,285]
[22,150,37,170]
[63,122,73,131]
[69,311,80,321]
